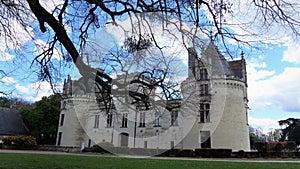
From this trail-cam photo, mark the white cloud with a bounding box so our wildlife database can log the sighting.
[40,0,65,14]
[282,43,300,64]
[247,57,275,81]
[0,51,14,61]
[0,18,34,61]
[248,67,300,114]
[0,76,17,84]
[248,116,280,134]
[15,81,55,102]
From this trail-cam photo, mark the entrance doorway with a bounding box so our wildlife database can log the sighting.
[120,133,129,147]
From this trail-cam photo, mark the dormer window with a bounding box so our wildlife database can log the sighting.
[200,68,208,80]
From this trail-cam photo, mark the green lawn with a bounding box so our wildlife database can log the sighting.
[0,153,299,169]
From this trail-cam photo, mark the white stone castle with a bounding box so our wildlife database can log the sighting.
[56,43,250,151]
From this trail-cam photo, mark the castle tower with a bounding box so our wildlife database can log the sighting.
[181,43,250,151]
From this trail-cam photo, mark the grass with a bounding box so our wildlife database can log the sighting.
[0,153,300,169]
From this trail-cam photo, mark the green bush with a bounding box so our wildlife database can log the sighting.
[195,148,232,158]
[2,136,37,146]
[2,135,37,150]
[255,142,267,157]
[237,150,245,158]
[167,148,181,157]
[274,143,284,153]
[177,149,195,157]
[195,148,212,158]
[285,141,296,151]
[211,149,232,158]
[295,151,300,158]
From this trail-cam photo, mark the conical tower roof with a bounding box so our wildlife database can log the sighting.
[201,42,234,77]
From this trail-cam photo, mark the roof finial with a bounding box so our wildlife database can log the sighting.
[241,51,244,59]
[209,30,213,41]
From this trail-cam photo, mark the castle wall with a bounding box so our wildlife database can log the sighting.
[210,79,250,151]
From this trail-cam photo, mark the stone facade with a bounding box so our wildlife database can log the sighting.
[56,43,250,151]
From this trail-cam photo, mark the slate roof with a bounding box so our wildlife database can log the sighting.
[201,42,235,77]
[0,107,29,135]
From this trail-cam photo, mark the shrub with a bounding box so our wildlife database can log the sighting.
[168,148,181,157]
[212,149,232,158]
[2,135,37,150]
[195,148,213,158]
[177,149,195,157]
[274,143,284,153]
[194,148,232,158]
[285,141,296,151]
[255,142,267,157]
[237,150,245,158]
[295,151,300,158]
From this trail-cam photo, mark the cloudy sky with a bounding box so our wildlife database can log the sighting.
[0,0,299,133]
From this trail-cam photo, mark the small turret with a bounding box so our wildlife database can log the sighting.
[188,47,197,78]
[63,75,73,96]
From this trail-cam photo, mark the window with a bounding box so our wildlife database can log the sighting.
[171,141,175,149]
[88,139,91,148]
[60,114,65,126]
[62,101,67,109]
[107,113,113,128]
[154,112,161,127]
[200,84,209,95]
[171,110,178,126]
[57,132,62,146]
[144,141,148,148]
[199,103,210,123]
[200,131,211,148]
[139,111,146,127]
[122,113,128,128]
[94,115,100,128]
[200,68,208,80]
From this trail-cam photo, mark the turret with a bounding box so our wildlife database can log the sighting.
[188,47,198,78]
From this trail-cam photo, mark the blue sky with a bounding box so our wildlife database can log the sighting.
[1,1,300,134]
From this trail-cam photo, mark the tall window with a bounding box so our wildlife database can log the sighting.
[62,101,66,109]
[199,103,210,123]
[200,131,211,148]
[154,112,161,127]
[200,68,208,80]
[94,115,100,128]
[200,84,209,95]
[60,114,65,126]
[107,113,113,128]
[171,110,178,126]
[57,132,62,146]
[121,113,128,128]
[139,111,146,127]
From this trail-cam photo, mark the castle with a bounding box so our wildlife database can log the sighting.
[56,43,250,151]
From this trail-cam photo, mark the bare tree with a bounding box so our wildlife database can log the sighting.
[1,0,300,99]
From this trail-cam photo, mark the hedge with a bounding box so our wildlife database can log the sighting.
[2,135,37,150]
[194,148,232,158]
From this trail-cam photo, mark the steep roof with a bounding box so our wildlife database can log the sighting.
[229,60,244,79]
[0,107,29,136]
[201,42,235,77]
